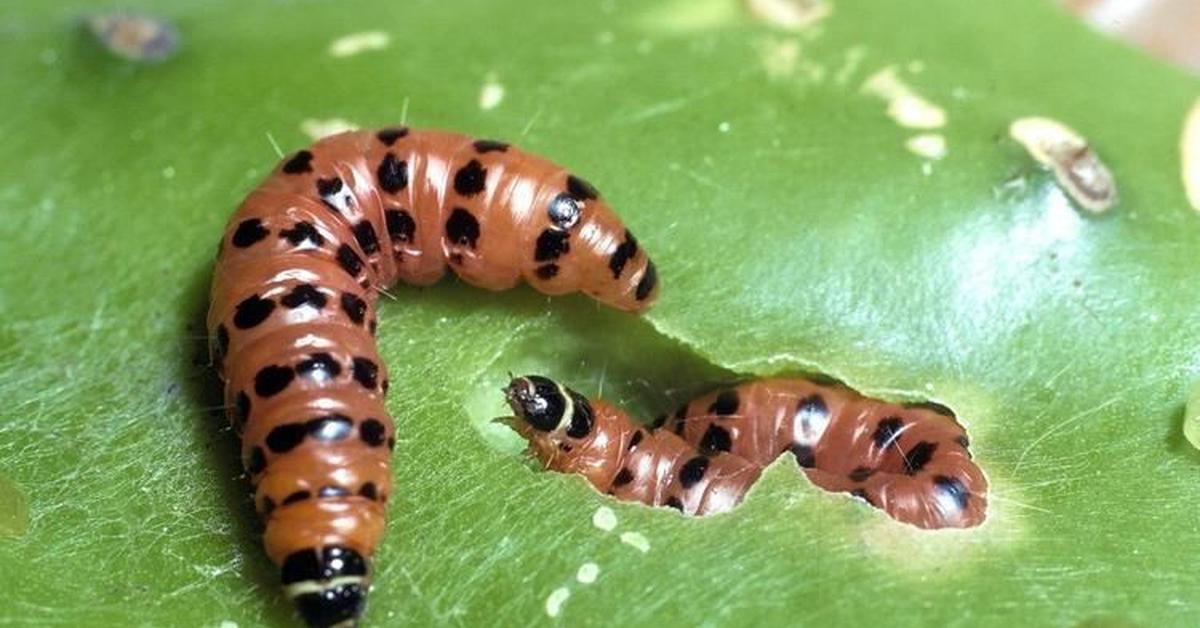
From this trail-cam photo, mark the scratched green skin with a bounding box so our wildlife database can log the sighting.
[1,0,1199,625]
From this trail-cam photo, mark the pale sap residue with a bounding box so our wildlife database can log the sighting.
[1181,98,1200,212]
[861,65,947,130]
[479,75,505,111]
[576,562,600,584]
[619,531,650,553]
[743,0,832,31]
[544,587,570,618]
[0,474,29,538]
[905,133,946,160]
[300,118,360,141]
[328,31,390,58]
[592,506,617,532]
[1009,116,1117,214]
[218,621,239,628]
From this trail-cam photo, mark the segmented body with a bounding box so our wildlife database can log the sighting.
[506,376,760,515]
[506,376,986,529]
[208,128,657,626]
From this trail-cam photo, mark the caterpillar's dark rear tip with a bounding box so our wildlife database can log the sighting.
[293,583,366,628]
[282,546,370,628]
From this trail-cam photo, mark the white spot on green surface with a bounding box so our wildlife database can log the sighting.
[1184,379,1200,450]
[328,31,390,58]
[544,587,570,618]
[300,118,360,141]
[479,75,505,111]
[592,506,617,532]
[619,531,650,553]
[576,562,600,584]
[906,133,946,161]
[861,65,947,129]
[1180,97,1200,213]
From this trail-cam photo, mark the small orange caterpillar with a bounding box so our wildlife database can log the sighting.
[209,128,657,626]
[505,376,987,528]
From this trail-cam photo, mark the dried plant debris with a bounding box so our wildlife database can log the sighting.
[86,13,179,62]
[1181,98,1200,213]
[743,0,832,31]
[1009,117,1117,214]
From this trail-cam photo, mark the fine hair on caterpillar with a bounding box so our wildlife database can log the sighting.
[504,374,987,529]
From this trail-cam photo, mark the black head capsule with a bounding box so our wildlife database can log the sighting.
[504,375,568,432]
[282,546,370,628]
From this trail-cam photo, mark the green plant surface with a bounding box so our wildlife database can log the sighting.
[2,0,1199,626]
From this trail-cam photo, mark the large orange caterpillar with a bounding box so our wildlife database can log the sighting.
[505,375,986,528]
[208,128,657,627]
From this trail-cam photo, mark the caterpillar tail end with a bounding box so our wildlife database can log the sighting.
[281,546,371,628]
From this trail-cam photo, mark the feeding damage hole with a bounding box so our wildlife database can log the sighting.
[1009,116,1117,214]
[499,374,988,531]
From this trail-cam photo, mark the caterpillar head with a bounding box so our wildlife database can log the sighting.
[504,375,593,434]
[503,375,598,461]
